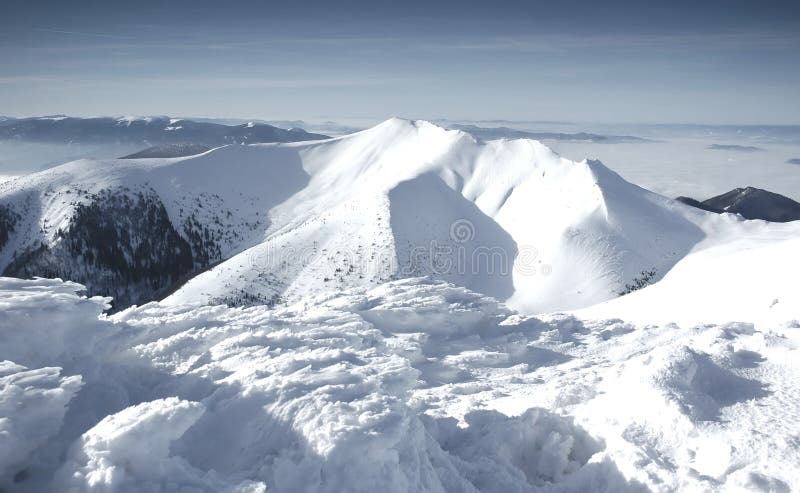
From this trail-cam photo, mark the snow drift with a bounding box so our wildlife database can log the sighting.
[0,275,798,492]
[575,221,800,327]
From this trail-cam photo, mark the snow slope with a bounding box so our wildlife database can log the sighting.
[0,275,798,492]
[0,117,792,313]
[167,118,711,312]
[159,119,785,313]
[574,220,800,328]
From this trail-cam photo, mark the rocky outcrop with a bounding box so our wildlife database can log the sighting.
[677,187,800,222]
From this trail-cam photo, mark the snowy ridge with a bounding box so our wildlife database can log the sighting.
[0,117,795,313]
[0,276,798,491]
[157,118,761,312]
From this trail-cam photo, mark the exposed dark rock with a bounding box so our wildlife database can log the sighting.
[675,197,723,214]
[677,187,800,222]
[703,187,800,222]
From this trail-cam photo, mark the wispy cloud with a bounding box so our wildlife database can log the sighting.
[138,76,398,89]
[0,75,60,84]
[35,28,134,39]
[0,74,402,89]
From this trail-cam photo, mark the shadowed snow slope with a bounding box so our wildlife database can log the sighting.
[574,221,800,328]
[0,118,792,313]
[166,118,711,313]
[0,276,798,492]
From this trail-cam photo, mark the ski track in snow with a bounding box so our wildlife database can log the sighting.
[1,276,798,492]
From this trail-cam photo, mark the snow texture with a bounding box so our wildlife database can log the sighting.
[1,118,799,492]
[0,275,797,492]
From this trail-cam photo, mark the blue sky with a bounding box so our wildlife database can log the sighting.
[1,0,798,124]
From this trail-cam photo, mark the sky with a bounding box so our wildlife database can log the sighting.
[0,0,799,124]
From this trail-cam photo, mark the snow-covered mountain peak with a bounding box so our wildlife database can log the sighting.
[355,117,479,145]
[157,120,712,312]
[0,116,770,313]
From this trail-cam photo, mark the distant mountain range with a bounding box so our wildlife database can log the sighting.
[447,124,654,143]
[677,187,800,222]
[0,116,329,146]
[705,144,765,152]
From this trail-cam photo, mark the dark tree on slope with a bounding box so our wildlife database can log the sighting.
[0,204,20,250]
[618,268,657,296]
[4,189,195,310]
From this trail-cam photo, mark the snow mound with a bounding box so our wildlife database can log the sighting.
[425,408,603,490]
[0,362,82,483]
[654,345,769,422]
[575,226,800,327]
[1,276,798,491]
[0,277,112,368]
[55,397,263,493]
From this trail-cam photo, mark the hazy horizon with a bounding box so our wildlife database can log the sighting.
[5,114,800,128]
[1,0,799,125]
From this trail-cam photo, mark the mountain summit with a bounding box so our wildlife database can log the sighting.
[678,187,800,222]
[0,118,774,312]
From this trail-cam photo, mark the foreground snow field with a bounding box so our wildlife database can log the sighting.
[1,274,798,492]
